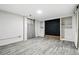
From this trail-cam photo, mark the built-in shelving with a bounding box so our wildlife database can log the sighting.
[60,16,72,40]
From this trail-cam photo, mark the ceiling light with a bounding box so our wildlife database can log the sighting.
[37,10,42,14]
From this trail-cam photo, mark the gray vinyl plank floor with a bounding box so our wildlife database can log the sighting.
[0,37,79,55]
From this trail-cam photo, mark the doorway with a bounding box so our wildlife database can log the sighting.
[24,18,35,40]
[45,18,60,40]
[27,19,35,39]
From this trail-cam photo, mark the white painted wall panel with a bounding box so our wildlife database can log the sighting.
[24,17,27,40]
[35,20,40,37]
[64,29,74,42]
[72,14,77,47]
[0,11,23,46]
[35,20,45,37]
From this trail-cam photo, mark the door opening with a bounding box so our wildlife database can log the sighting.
[45,18,60,40]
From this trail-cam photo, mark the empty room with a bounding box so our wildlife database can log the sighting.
[0,4,79,55]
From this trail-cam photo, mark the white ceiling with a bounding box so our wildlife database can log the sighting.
[0,4,77,21]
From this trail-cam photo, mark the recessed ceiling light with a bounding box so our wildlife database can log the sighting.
[37,10,42,14]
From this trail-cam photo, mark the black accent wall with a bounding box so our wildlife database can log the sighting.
[45,18,60,36]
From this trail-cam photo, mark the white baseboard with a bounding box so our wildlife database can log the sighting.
[0,37,23,46]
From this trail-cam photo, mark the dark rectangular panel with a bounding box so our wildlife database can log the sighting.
[45,18,60,36]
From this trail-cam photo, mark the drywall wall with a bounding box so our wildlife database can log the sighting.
[24,17,27,40]
[35,20,40,37]
[0,11,23,46]
[35,20,45,37]
[73,8,79,48]
[72,14,78,48]
[78,11,79,48]
[40,21,45,37]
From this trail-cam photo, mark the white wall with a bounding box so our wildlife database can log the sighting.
[35,20,40,37]
[39,21,45,37]
[24,17,27,40]
[72,14,78,47]
[35,20,45,37]
[73,8,79,48]
[0,11,23,46]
